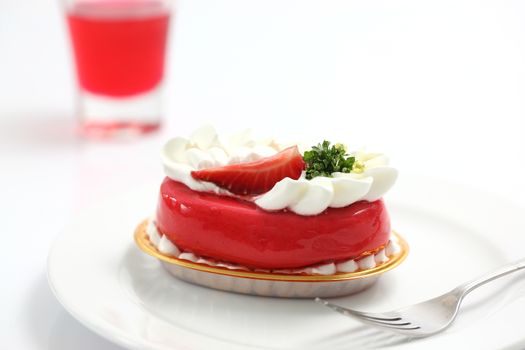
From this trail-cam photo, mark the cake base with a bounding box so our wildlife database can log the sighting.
[134,220,409,298]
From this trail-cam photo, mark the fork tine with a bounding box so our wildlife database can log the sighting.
[355,314,402,322]
[345,314,420,330]
[360,320,421,330]
[315,298,421,331]
[315,298,400,321]
[315,297,355,316]
[365,320,413,327]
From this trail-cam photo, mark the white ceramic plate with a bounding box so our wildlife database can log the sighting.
[48,175,525,350]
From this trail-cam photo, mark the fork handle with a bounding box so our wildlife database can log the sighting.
[458,257,525,295]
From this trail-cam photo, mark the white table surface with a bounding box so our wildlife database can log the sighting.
[1,0,525,349]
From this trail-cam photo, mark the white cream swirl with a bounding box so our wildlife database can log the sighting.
[162,126,282,196]
[255,166,398,216]
[162,126,398,216]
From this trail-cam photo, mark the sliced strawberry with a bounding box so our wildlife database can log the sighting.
[191,146,305,195]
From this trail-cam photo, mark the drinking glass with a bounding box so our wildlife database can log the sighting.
[63,0,173,137]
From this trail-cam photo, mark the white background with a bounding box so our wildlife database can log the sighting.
[1,0,525,349]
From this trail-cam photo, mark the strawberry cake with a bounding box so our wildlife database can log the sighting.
[144,126,401,276]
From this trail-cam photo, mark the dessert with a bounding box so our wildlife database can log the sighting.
[141,126,402,276]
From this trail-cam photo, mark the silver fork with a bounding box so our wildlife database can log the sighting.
[316,257,525,338]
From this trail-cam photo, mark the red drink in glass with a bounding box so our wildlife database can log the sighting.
[65,0,172,137]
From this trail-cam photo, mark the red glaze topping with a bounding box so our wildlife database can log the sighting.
[156,178,391,270]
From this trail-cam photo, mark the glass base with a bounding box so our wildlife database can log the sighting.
[77,87,162,139]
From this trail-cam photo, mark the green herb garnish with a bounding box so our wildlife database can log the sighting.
[303,141,361,179]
